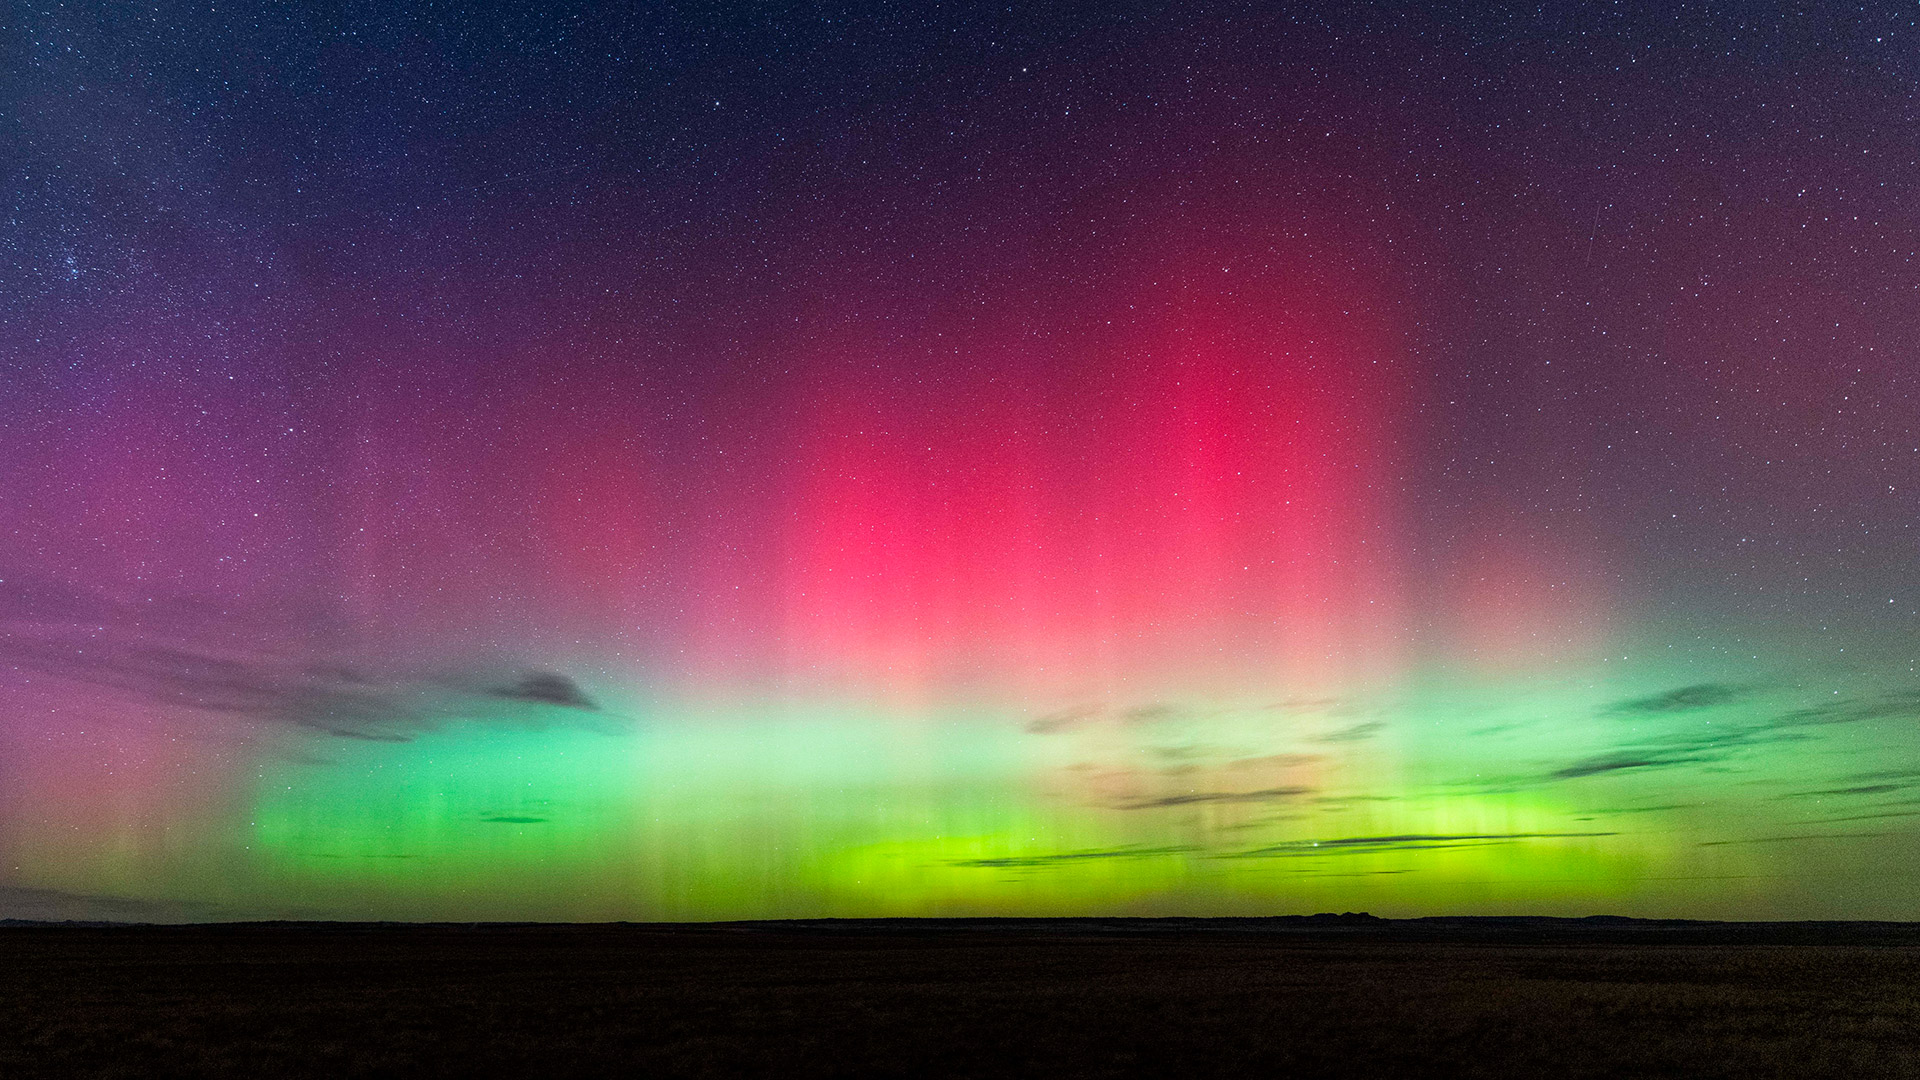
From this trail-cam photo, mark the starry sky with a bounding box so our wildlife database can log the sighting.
[3,1,1919,922]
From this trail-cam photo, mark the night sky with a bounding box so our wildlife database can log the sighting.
[4,1,1919,922]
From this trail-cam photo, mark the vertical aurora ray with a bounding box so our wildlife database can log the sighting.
[5,2,1919,922]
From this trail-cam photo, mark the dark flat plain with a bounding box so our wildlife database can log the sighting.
[4,918,1919,1078]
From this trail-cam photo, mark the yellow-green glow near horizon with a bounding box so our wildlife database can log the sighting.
[11,648,1916,921]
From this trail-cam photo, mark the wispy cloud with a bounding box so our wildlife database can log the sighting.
[1844,768,1920,783]
[1262,696,1349,713]
[0,885,229,923]
[1581,803,1699,815]
[1764,692,1920,729]
[1025,704,1101,734]
[1313,794,1400,804]
[1311,721,1384,744]
[0,578,606,742]
[1222,831,1616,858]
[1547,690,1920,785]
[950,846,1194,868]
[1796,811,1920,825]
[485,672,598,710]
[1121,703,1185,724]
[1779,783,1911,799]
[1552,754,1714,780]
[1605,682,1750,716]
[1699,832,1891,846]
[1113,786,1313,809]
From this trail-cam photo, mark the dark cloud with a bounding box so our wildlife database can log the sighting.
[1763,692,1920,730]
[0,588,606,741]
[1607,683,1749,716]
[1224,832,1616,858]
[0,884,228,923]
[1292,869,1417,878]
[1552,754,1718,779]
[311,726,414,743]
[1263,697,1352,715]
[1024,701,1199,733]
[1698,832,1891,846]
[1846,768,1920,782]
[1780,783,1910,799]
[488,672,597,711]
[1,631,293,715]
[1025,704,1101,734]
[1312,721,1384,744]
[1221,753,1321,769]
[2,634,435,743]
[280,681,424,741]
[1150,750,1319,771]
[1799,810,1920,824]
[1114,786,1313,809]
[1544,690,1920,785]
[950,846,1193,868]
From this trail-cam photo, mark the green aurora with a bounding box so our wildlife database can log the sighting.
[11,642,1916,921]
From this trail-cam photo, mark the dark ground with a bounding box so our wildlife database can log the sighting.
[4,917,1919,1078]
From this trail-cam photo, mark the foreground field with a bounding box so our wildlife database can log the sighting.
[3,920,1918,1078]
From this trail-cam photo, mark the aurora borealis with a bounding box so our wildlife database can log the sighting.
[4,2,1919,922]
